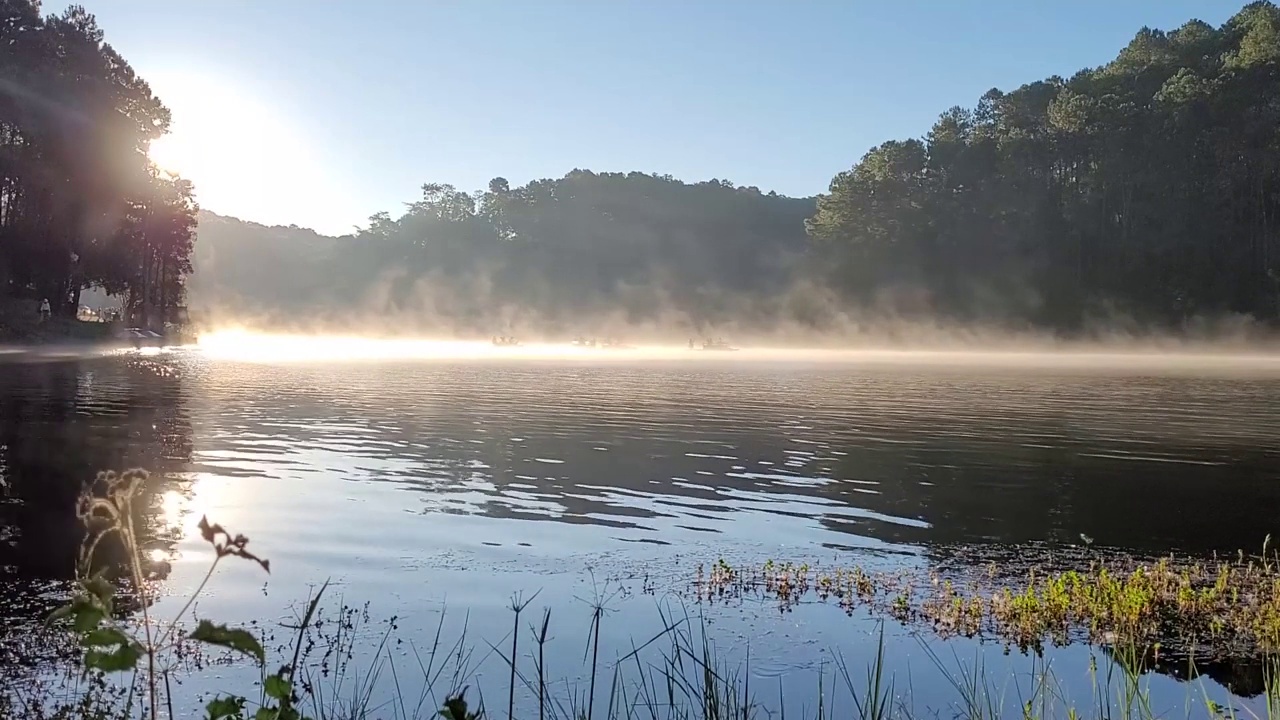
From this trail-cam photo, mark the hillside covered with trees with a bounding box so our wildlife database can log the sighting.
[4,1,1278,340]
[191,3,1280,339]
[190,176,816,335]
[808,1,1280,332]
[0,2,196,332]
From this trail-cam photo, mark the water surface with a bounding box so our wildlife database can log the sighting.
[3,346,1278,714]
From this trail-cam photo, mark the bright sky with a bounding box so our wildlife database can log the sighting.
[89,0,1237,236]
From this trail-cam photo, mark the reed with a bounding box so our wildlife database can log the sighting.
[4,470,1280,720]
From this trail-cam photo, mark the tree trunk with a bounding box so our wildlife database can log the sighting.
[158,255,167,324]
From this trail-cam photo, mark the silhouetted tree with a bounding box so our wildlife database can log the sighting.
[0,1,195,321]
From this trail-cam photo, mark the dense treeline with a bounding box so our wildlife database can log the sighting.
[809,2,1280,330]
[0,2,1274,337]
[192,4,1280,339]
[0,1,195,324]
[192,174,817,335]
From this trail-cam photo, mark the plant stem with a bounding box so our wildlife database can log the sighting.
[122,503,158,720]
[156,557,221,648]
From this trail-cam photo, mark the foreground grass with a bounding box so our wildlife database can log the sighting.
[4,470,1280,720]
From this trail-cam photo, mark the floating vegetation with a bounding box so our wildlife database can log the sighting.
[694,543,1280,661]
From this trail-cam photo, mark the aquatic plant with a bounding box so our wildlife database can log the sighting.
[8,469,1280,720]
[694,548,1280,665]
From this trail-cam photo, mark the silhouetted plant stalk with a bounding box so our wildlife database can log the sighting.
[49,469,311,720]
[532,609,551,720]
[20,470,1280,719]
[507,591,539,720]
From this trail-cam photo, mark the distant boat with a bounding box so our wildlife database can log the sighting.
[114,327,163,349]
[492,336,520,347]
[571,337,633,349]
[701,338,737,352]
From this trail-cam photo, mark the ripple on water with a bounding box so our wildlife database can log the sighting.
[3,351,1280,710]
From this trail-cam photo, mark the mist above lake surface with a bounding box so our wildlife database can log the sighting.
[194,329,1280,374]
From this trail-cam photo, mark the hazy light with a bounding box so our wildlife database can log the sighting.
[197,329,681,363]
[144,70,358,234]
[194,329,1280,373]
[159,489,184,529]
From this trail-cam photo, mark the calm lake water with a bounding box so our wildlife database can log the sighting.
[3,344,1279,716]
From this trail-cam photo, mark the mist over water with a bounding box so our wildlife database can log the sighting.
[194,328,1280,373]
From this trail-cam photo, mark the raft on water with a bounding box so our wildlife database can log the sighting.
[700,338,738,351]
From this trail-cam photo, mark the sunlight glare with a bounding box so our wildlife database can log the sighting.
[143,69,357,234]
[194,329,1280,371]
[147,133,184,177]
[195,329,677,363]
[159,489,184,529]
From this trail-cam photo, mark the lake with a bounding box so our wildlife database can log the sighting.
[3,342,1280,717]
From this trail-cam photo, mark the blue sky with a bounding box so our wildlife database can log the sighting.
[88,0,1239,235]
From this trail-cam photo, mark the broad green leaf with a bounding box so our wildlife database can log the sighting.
[263,674,290,701]
[83,575,115,604]
[206,695,246,720]
[254,708,278,720]
[73,604,106,633]
[82,627,129,648]
[48,595,104,631]
[46,602,75,626]
[83,577,115,615]
[189,620,264,663]
[84,642,141,672]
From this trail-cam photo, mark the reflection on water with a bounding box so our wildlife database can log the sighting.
[0,355,192,668]
[179,353,1280,554]
[1,348,1279,707]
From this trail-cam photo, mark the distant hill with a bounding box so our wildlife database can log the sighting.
[185,173,819,335]
[190,0,1280,348]
[187,211,345,314]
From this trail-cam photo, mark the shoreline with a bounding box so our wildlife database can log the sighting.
[0,342,135,363]
[0,332,196,362]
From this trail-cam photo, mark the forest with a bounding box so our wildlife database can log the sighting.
[192,3,1280,339]
[4,2,1280,339]
[808,1,1280,332]
[0,1,195,326]
[189,177,817,335]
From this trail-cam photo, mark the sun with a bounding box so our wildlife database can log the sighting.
[143,70,355,233]
[147,132,187,177]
